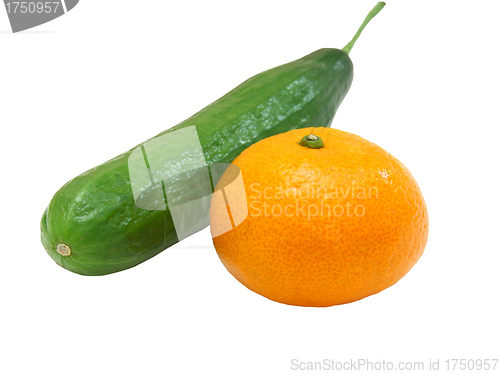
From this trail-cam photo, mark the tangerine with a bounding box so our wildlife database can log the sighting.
[209,127,429,307]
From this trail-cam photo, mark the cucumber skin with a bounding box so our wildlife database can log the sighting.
[40,48,354,276]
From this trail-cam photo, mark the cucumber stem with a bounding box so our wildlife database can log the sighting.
[343,2,386,55]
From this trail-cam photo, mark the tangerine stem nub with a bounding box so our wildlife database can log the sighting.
[298,134,324,149]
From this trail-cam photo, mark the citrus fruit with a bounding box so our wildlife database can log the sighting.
[209,127,429,307]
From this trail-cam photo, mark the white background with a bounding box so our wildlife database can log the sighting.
[1,1,499,373]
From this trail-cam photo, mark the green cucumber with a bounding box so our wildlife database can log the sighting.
[40,2,385,275]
